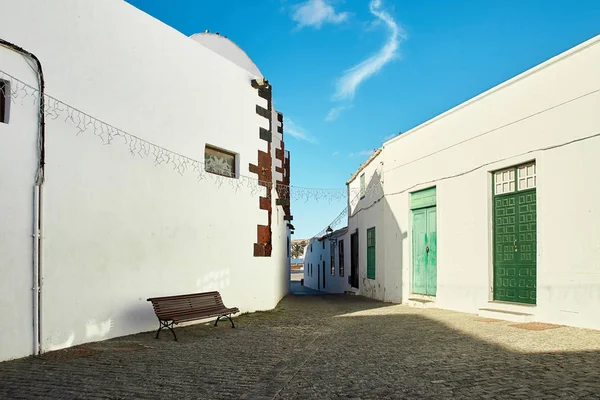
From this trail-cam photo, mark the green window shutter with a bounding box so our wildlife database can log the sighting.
[367,227,376,279]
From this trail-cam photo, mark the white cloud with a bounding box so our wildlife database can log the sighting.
[334,0,405,100]
[325,105,347,121]
[383,133,396,141]
[292,0,350,29]
[286,118,317,143]
[349,149,375,157]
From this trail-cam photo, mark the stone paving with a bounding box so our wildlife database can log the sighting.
[1,289,600,399]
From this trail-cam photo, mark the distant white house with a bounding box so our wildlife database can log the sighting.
[303,227,351,294]
[0,0,291,361]
[336,34,600,330]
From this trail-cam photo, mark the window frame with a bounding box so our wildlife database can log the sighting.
[493,162,536,196]
[338,240,344,277]
[330,242,335,276]
[367,227,376,280]
[204,144,237,178]
[359,173,366,198]
[0,79,9,124]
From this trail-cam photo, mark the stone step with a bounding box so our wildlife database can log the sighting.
[478,308,535,322]
[406,298,436,309]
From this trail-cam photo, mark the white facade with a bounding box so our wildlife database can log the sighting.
[303,228,351,293]
[0,0,290,361]
[345,35,600,330]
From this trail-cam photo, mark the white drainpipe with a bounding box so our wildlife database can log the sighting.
[32,184,44,355]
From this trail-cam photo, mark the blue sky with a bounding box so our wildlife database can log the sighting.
[126,0,599,239]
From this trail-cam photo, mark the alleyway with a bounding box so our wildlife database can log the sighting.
[1,292,599,399]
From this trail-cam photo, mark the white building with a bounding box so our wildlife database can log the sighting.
[342,35,600,330]
[303,227,350,293]
[0,0,291,362]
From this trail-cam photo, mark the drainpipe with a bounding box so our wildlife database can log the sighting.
[0,38,46,356]
[32,185,43,355]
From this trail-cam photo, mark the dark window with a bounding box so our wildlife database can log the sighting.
[0,80,8,124]
[360,173,366,198]
[205,145,236,177]
[339,240,344,277]
[322,240,325,249]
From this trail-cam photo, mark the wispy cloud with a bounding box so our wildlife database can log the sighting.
[349,150,375,157]
[286,118,317,143]
[334,0,405,100]
[325,105,347,122]
[292,0,350,29]
[383,133,396,141]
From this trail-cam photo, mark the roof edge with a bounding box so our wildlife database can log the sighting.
[384,34,600,147]
[346,148,382,185]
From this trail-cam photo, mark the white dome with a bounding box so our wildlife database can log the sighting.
[190,32,263,78]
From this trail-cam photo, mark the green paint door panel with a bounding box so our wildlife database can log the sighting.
[493,190,536,304]
[412,206,437,296]
[426,208,437,296]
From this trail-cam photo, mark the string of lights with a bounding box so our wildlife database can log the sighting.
[0,69,355,203]
[312,176,384,238]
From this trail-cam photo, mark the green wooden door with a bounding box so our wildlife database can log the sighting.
[494,187,536,304]
[426,208,437,296]
[412,206,437,296]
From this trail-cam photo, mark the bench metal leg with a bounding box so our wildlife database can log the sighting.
[155,319,178,341]
[214,314,235,328]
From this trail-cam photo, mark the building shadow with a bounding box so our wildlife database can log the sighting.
[1,293,599,399]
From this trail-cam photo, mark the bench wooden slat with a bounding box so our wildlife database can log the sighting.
[147,291,238,340]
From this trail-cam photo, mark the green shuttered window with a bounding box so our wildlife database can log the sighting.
[367,227,376,279]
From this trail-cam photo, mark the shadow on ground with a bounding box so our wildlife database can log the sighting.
[0,293,598,399]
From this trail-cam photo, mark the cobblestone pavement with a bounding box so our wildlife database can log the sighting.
[1,292,600,399]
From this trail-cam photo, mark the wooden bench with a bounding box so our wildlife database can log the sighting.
[147,291,239,341]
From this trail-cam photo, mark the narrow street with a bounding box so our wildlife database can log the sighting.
[1,289,599,399]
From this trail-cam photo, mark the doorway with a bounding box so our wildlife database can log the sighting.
[322,261,326,289]
[350,232,359,288]
[411,187,437,296]
[493,163,537,304]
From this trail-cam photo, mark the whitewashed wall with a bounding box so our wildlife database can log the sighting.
[302,230,350,294]
[0,51,39,361]
[303,237,325,291]
[380,35,600,329]
[271,108,292,295]
[0,0,288,361]
[346,152,400,302]
[326,229,351,294]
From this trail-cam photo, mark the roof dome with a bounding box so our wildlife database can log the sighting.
[190,32,263,78]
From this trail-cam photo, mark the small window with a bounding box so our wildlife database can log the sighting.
[0,80,9,124]
[517,163,536,191]
[322,240,325,250]
[367,227,376,279]
[360,173,366,198]
[494,162,536,195]
[338,240,344,277]
[205,145,236,177]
